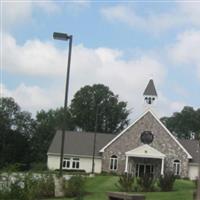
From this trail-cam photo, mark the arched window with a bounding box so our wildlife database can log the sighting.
[173,160,180,175]
[110,155,118,170]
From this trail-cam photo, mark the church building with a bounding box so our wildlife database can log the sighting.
[47,80,199,180]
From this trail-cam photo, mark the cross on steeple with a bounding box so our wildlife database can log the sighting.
[143,79,158,105]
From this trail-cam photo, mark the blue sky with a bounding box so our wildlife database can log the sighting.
[1,1,200,120]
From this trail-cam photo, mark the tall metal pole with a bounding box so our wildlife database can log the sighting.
[59,36,73,177]
[197,138,200,200]
[92,105,99,174]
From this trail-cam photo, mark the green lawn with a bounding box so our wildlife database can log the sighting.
[46,175,195,200]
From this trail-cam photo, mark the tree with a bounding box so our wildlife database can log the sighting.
[70,84,129,133]
[161,106,200,139]
[31,108,75,162]
[0,97,35,168]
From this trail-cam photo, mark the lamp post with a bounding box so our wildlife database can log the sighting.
[197,137,200,200]
[91,104,99,174]
[53,32,73,176]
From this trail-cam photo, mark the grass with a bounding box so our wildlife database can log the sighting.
[45,175,195,200]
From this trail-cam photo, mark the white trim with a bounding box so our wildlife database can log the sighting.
[125,156,129,173]
[173,159,181,176]
[161,158,164,175]
[47,153,102,159]
[109,155,118,171]
[125,144,166,159]
[62,157,80,170]
[126,154,165,159]
[100,109,192,159]
[62,157,71,169]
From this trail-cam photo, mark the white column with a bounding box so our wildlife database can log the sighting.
[161,157,164,175]
[125,156,129,173]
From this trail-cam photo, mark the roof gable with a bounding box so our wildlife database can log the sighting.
[126,144,165,159]
[100,109,192,159]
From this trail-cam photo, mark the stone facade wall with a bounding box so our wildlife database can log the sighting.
[102,111,189,177]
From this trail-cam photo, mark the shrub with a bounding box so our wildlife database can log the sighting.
[37,173,55,198]
[0,173,37,200]
[0,172,23,200]
[137,174,155,192]
[158,171,176,191]
[1,163,30,172]
[0,172,55,200]
[65,175,86,200]
[116,173,134,192]
[30,163,47,171]
[1,163,21,172]
[193,178,199,189]
[20,173,40,200]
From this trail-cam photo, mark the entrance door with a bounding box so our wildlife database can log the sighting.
[136,164,154,177]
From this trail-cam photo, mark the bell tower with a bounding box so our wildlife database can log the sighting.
[143,79,157,105]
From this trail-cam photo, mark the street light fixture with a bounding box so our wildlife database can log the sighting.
[53,32,71,41]
[53,32,73,176]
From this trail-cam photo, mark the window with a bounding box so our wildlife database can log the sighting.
[72,158,80,169]
[173,160,180,175]
[136,164,154,177]
[140,131,154,144]
[110,155,118,170]
[62,157,80,169]
[63,158,70,169]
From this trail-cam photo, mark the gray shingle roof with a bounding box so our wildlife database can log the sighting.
[178,139,199,163]
[48,131,199,163]
[143,79,158,96]
[48,130,115,157]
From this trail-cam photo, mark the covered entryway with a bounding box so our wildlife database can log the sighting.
[125,144,166,177]
[136,163,154,177]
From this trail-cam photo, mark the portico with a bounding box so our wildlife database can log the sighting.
[125,144,166,177]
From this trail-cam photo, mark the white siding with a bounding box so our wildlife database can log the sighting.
[47,154,102,173]
[188,164,198,180]
[79,157,102,173]
[47,155,60,170]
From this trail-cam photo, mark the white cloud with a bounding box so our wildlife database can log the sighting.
[1,1,90,29]
[2,34,66,76]
[2,34,183,119]
[154,92,185,119]
[178,1,200,26]
[169,30,200,79]
[2,1,59,28]
[3,32,194,119]
[101,5,144,27]
[101,3,200,34]
[2,1,32,27]
[101,5,182,34]
[1,83,64,115]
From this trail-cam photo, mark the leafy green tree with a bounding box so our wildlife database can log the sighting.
[70,84,129,133]
[0,97,35,168]
[31,108,74,162]
[161,106,200,139]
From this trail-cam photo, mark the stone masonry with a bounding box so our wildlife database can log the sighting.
[102,111,189,177]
